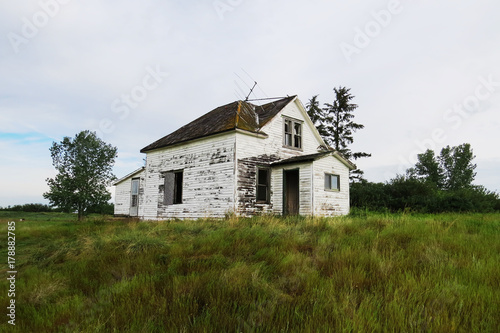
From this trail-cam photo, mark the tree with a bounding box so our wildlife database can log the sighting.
[406,149,445,188]
[439,143,476,190]
[406,143,476,190]
[44,130,117,220]
[307,87,371,181]
[305,95,328,138]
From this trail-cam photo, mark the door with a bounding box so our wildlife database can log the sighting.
[129,178,139,217]
[283,169,299,215]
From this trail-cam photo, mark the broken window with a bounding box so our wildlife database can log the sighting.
[256,168,270,203]
[164,170,183,205]
[284,118,302,149]
[294,122,301,148]
[325,173,340,191]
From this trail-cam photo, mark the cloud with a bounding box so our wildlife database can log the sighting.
[1,0,499,205]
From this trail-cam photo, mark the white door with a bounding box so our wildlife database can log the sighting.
[129,178,139,217]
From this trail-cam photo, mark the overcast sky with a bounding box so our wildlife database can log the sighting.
[1,0,499,206]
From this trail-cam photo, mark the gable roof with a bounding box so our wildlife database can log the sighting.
[140,96,296,152]
[113,167,145,185]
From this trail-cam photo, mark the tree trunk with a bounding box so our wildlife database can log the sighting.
[78,206,83,221]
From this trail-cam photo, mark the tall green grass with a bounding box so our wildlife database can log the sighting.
[1,212,499,332]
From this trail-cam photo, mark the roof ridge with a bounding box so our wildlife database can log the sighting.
[140,96,296,153]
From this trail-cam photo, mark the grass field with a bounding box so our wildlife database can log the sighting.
[1,211,499,332]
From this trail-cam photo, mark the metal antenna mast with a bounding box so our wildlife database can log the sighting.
[244,81,257,101]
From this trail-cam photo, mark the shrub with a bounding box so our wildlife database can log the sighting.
[0,203,53,212]
[350,179,500,213]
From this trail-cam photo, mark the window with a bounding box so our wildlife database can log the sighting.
[325,174,340,191]
[131,178,139,207]
[256,168,270,203]
[164,170,183,205]
[284,118,302,149]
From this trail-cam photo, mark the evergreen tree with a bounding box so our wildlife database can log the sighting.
[305,95,328,138]
[307,87,371,181]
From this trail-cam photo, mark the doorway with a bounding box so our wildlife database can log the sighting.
[283,169,299,215]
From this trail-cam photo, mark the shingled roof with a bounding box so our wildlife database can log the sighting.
[140,96,296,152]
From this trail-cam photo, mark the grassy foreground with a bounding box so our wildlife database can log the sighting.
[1,212,499,332]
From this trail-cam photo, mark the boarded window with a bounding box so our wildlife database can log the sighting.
[164,170,183,205]
[325,173,340,191]
[284,118,302,149]
[256,168,270,203]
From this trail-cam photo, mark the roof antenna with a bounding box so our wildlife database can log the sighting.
[245,81,257,101]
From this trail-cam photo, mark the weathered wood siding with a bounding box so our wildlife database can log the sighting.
[312,155,350,216]
[236,154,280,216]
[114,170,145,216]
[271,163,313,216]
[141,133,236,219]
[234,99,323,216]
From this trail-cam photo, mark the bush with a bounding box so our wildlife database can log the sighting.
[0,203,53,212]
[351,179,500,213]
[87,202,114,215]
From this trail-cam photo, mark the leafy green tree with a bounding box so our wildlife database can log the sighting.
[439,143,476,190]
[407,149,445,188]
[407,143,476,190]
[44,130,117,220]
[308,87,371,181]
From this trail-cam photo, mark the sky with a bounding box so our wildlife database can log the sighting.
[1,0,499,207]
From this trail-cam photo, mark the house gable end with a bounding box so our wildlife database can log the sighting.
[258,96,327,155]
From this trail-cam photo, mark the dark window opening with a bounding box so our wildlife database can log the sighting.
[256,168,270,203]
[174,171,183,204]
[164,170,183,205]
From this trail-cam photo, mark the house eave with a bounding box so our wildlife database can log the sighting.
[331,151,357,170]
[113,167,145,185]
[140,130,237,154]
[270,151,356,170]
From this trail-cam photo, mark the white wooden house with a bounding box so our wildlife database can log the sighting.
[114,96,355,219]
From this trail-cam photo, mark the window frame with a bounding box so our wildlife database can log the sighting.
[283,117,303,150]
[256,167,270,204]
[163,170,183,205]
[324,173,340,191]
[173,171,183,205]
[130,177,140,207]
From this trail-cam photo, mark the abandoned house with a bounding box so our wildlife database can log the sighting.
[113,95,355,219]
